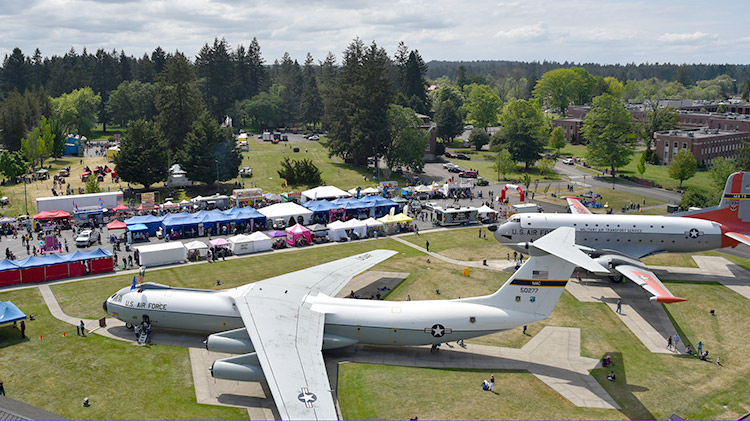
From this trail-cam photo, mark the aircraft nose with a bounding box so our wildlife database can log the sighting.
[487,225,497,232]
[102,300,109,315]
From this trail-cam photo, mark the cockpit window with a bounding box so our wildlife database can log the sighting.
[510,216,520,223]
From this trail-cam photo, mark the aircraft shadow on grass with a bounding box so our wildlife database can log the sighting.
[596,351,654,420]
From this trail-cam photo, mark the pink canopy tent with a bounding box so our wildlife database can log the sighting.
[209,238,230,247]
[285,223,312,247]
[136,204,160,211]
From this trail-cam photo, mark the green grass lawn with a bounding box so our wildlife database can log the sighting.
[400,227,514,261]
[537,185,670,214]
[0,288,247,420]
[446,157,560,182]
[89,124,126,141]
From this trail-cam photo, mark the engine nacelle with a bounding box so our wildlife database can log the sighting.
[210,353,264,382]
[322,333,359,350]
[205,328,255,354]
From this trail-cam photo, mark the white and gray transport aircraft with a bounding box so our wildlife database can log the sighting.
[104,227,607,420]
[492,171,750,303]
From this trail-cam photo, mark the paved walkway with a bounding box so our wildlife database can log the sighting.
[650,255,750,299]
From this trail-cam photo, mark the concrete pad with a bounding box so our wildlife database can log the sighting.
[651,255,750,299]
[334,271,409,299]
[189,348,279,420]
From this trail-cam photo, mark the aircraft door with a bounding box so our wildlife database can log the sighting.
[389,328,401,344]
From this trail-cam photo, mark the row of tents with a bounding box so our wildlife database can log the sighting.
[0,248,114,287]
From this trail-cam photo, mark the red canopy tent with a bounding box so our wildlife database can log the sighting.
[136,204,159,211]
[106,220,127,230]
[33,210,71,220]
[112,204,129,212]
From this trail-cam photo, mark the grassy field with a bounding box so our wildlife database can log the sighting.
[445,156,561,183]
[534,185,670,215]
[0,288,247,420]
[4,236,750,419]
[400,227,514,261]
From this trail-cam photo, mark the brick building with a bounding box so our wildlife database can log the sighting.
[654,128,750,165]
[552,118,584,143]
[678,112,750,132]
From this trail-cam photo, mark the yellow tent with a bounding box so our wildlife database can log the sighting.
[377,213,413,224]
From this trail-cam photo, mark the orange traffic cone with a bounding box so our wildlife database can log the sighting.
[63,332,66,337]
[40,334,43,339]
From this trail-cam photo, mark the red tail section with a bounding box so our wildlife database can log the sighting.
[684,171,750,236]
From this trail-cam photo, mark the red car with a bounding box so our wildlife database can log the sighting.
[444,152,455,158]
[459,170,478,178]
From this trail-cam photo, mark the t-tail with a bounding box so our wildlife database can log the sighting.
[462,227,609,319]
[682,171,750,247]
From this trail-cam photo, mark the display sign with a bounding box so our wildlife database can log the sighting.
[141,192,155,210]
[379,181,399,189]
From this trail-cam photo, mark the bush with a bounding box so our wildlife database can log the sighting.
[679,187,717,210]
[277,157,322,186]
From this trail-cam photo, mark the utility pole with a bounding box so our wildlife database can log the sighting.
[23,176,28,215]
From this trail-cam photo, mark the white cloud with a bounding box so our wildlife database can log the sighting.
[493,22,550,41]
[658,32,718,44]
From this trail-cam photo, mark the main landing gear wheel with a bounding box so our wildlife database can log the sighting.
[609,275,623,283]
[125,322,134,329]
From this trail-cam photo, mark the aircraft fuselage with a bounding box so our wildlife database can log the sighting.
[496,213,724,258]
[105,285,539,346]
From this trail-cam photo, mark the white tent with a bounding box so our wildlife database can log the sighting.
[343,218,367,238]
[363,217,384,228]
[301,186,352,201]
[184,240,209,259]
[228,234,255,255]
[327,220,348,242]
[135,242,187,267]
[361,187,381,195]
[258,202,313,225]
[247,231,272,252]
[477,205,498,216]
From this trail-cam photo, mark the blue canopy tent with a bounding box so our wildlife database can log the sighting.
[127,223,149,232]
[66,248,113,262]
[303,200,336,224]
[161,212,201,234]
[334,198,373,220]
[125,215,163,235]
[360,196,397,218]
[223,207,266,230]
[198,210,235,234]
[0,300,26,325]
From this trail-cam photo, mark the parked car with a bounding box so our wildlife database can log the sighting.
[455,153,471,160]
[459,170,478,178]
[308,135,320,141]
[476,177,489,186]
[75,229,100,247]
[448,166,463,173]
[240,167,253,178]
[580,191,601,199]
[444,151,456,158]
[562,157,575,165]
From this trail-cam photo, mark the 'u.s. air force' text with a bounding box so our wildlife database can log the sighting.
[510,227,643,236]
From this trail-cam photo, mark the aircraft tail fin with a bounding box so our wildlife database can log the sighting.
[683,171,750,234]
[464,227,607,318]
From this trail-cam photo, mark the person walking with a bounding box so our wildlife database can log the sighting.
[667,335,673,350]
[673,334,680,351]
[425,240,430,252]
[489,375,495,392]
[697,341,703,355]
[20,320,26,339]
[0,380,5,396]
[616,299,622,314]
[80,320,86,337]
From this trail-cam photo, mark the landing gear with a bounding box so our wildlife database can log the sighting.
[125,322,134,330]
[609,275,623,283]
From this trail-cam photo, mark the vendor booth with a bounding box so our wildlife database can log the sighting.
[343,218,368,239]
[125,214,163,235]
[247,231,273,252]
[33,210,71,230]
[360,196,397,218]
[228,234,255,255]
[0,300,26,325]
[433,206,479,226]
[377,213,414,234]
[363,217,384,237]
[135,242,187,267]
[259,202,313,227]
[127,223,150,242]
[477,205,499,222]
[184,240,209,261]
[286,224,312,247]
[327,220,348,242]
[222,207,266,232]
[301,186,351,202]
[0,248,113,284]
[0,260,21,287]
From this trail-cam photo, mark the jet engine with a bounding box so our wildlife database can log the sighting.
[205,328,255,354]
[210,353,264,382]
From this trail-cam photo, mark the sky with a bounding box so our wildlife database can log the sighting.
[2,0,749,65]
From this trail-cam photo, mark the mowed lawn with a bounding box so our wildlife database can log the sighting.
[0,288,247,420]
[6,236,750,419]
[399,227,515,261]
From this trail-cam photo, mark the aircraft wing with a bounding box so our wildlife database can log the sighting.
[564,196,593,214]
[724,231,750,247]
[233,250,398,420]
[613,264,687,303]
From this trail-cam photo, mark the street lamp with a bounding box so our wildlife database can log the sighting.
[23,175,28,215]
[215,159,219,193]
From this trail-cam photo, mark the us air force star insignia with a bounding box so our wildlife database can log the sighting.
[298,387,317,408]
[424,324,452,337]
[688,228,700,238]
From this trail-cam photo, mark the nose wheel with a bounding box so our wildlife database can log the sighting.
[125,323,134,330]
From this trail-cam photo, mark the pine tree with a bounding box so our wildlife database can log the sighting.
[155,52,203,159]
[179,112,241,185]
[114,119,168,190]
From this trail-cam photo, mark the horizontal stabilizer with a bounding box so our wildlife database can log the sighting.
[725,232,750,248]
[532,227,609,273]
[564,196,593,215]
[615,264,687,304]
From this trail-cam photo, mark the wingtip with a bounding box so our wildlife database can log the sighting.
[655,296,688,304]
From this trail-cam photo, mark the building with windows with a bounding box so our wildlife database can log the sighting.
[416,113,438,161]
[678,112,750,132]
[654,128,750,165]
[552,117,584,143]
